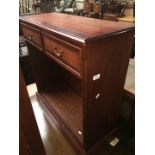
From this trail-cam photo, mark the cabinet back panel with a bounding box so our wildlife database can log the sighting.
[28,44,82,96]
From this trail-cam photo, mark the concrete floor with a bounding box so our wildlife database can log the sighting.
[27,83,134,155]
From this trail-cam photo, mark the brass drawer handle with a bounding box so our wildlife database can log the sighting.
[25,33,32,41]
[28,34,32,41]
[54,47,63,58]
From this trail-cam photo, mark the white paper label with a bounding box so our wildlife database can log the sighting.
[95,93,100,99]
[93,74,100,81]
[78,131,82,135]
[109,137,119,147]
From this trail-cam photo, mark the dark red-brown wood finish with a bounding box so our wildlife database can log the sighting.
[20,13,134,154]
[19,67,46,155]
[84,31,134,149]
[20,13,133,43]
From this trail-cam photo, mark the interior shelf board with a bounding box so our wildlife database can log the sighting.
[38,83,83,144]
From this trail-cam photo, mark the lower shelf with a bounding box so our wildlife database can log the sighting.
[36,84,118,155]
[37,84,83,145]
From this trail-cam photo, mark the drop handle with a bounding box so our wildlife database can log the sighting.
[54,47,63,58]
[26,33,32,40]
[28,34,32,40]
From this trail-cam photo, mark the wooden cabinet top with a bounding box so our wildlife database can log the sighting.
[20,13,134,44]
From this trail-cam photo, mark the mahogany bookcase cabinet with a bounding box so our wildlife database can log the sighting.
[20,13,134,155]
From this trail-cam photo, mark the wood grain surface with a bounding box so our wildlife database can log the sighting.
[20,12,134,43]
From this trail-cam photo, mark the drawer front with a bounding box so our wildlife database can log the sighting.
[43,33,82,75]
[21,24,42,47]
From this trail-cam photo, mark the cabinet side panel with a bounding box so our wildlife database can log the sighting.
[84,31,134,149]
[19,67,46,155]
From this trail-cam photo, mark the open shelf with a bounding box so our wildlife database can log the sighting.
[21,13,135,154]
[37,83,83,144]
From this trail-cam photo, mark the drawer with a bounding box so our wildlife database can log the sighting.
[21,23,42,48]
[43,33,82,76]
